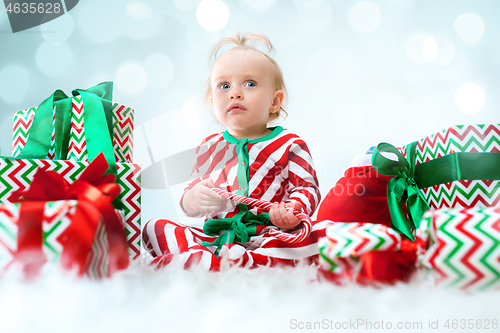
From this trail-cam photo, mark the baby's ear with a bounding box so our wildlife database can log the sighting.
[272,90,284,110]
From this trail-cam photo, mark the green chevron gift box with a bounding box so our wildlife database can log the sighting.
[0,157,141,260]
[372,124,500,241]
[318,222,417,279]
[417,207,500,291]
[4,82,141,259]
[12,82,134,164]
[0,200,117,279]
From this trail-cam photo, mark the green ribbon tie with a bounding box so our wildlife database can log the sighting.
[17,82,117,179]
[201,210,273,257]
[372,142,429,240]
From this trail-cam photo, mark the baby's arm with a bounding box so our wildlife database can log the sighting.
[181,178,222,217]
[269,138,321,228]
[180,136,225,217]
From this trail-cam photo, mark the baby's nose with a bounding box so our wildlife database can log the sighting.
[230,89,242,99]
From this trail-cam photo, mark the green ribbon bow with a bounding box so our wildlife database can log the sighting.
[201,210,273,257]
[17,82,116,178]
[372,140,500,241]
[372,142,429,240]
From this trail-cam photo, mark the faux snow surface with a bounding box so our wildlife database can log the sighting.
[0,258,498,333]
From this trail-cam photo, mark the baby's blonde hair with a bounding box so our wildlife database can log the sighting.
[205,32,288,122]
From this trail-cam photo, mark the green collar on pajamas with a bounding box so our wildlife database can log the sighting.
[201,210,273,257]
[222,126,284,144]
[223,126,284,197]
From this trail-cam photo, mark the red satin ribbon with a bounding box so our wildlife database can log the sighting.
[10,153,129,279]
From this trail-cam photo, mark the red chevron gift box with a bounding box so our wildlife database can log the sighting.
[318,222,418,284]
[12,82,134,163]
[318,210,500,291]
[372,124,500,241]
[0,200,122,279]
[0,155,130,280]
[0,157,141,260]
[417,207,500,291]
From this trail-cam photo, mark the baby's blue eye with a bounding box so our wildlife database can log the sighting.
[219,83,230,89]
[244,81,256,87]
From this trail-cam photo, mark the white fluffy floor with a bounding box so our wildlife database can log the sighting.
[1,258,498,333]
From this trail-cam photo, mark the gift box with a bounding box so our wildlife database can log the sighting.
[12,88,134,164]
[413,124,500,209]
[318,124,500,288]
[0,200,115,279]
[0,157,141,260]
[417,207,500,291]
[318,222,417,284]
[0,155,131,279]
[372,124,500,240]
[4,82,141,259]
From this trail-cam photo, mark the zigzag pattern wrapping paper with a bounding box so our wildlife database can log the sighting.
[67,96,87,160]
[318,222,405,274]
[408,124,500,209]
[317,209,500,291]
[0,200,110,279]
[417,207,500,291]
[12,98,134,163]
[0,157,141,260]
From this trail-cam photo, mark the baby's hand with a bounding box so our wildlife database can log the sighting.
[269,201,303,229]
[182,179,222,216]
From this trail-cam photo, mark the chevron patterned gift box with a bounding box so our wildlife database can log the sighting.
[417,207,500,291]
[0,157,141,260]
[318,222,413,276]
[412,124,500,210]
[371,124,500,241]
[12,98,134,163]
[0,200,112,279]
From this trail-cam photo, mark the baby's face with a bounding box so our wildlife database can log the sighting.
[210,49,283,138]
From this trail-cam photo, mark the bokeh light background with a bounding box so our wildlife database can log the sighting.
[0,0,499,226]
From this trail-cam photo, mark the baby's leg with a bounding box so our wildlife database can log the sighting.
[142,218,220,271]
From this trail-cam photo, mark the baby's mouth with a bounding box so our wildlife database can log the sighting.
[228,103,246,112]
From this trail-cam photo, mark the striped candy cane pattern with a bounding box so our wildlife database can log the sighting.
[211,187,312,243]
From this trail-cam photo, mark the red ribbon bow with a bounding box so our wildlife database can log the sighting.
[10,153,129,280]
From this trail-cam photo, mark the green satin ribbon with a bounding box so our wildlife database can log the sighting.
[372,142,429,240]
[17,82,116,178]
[372,141,500,240]
[201,210,272,257]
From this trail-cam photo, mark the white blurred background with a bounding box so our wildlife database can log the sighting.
[0,0,499,225]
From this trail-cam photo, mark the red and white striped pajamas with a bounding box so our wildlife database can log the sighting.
[142,126,327,270]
